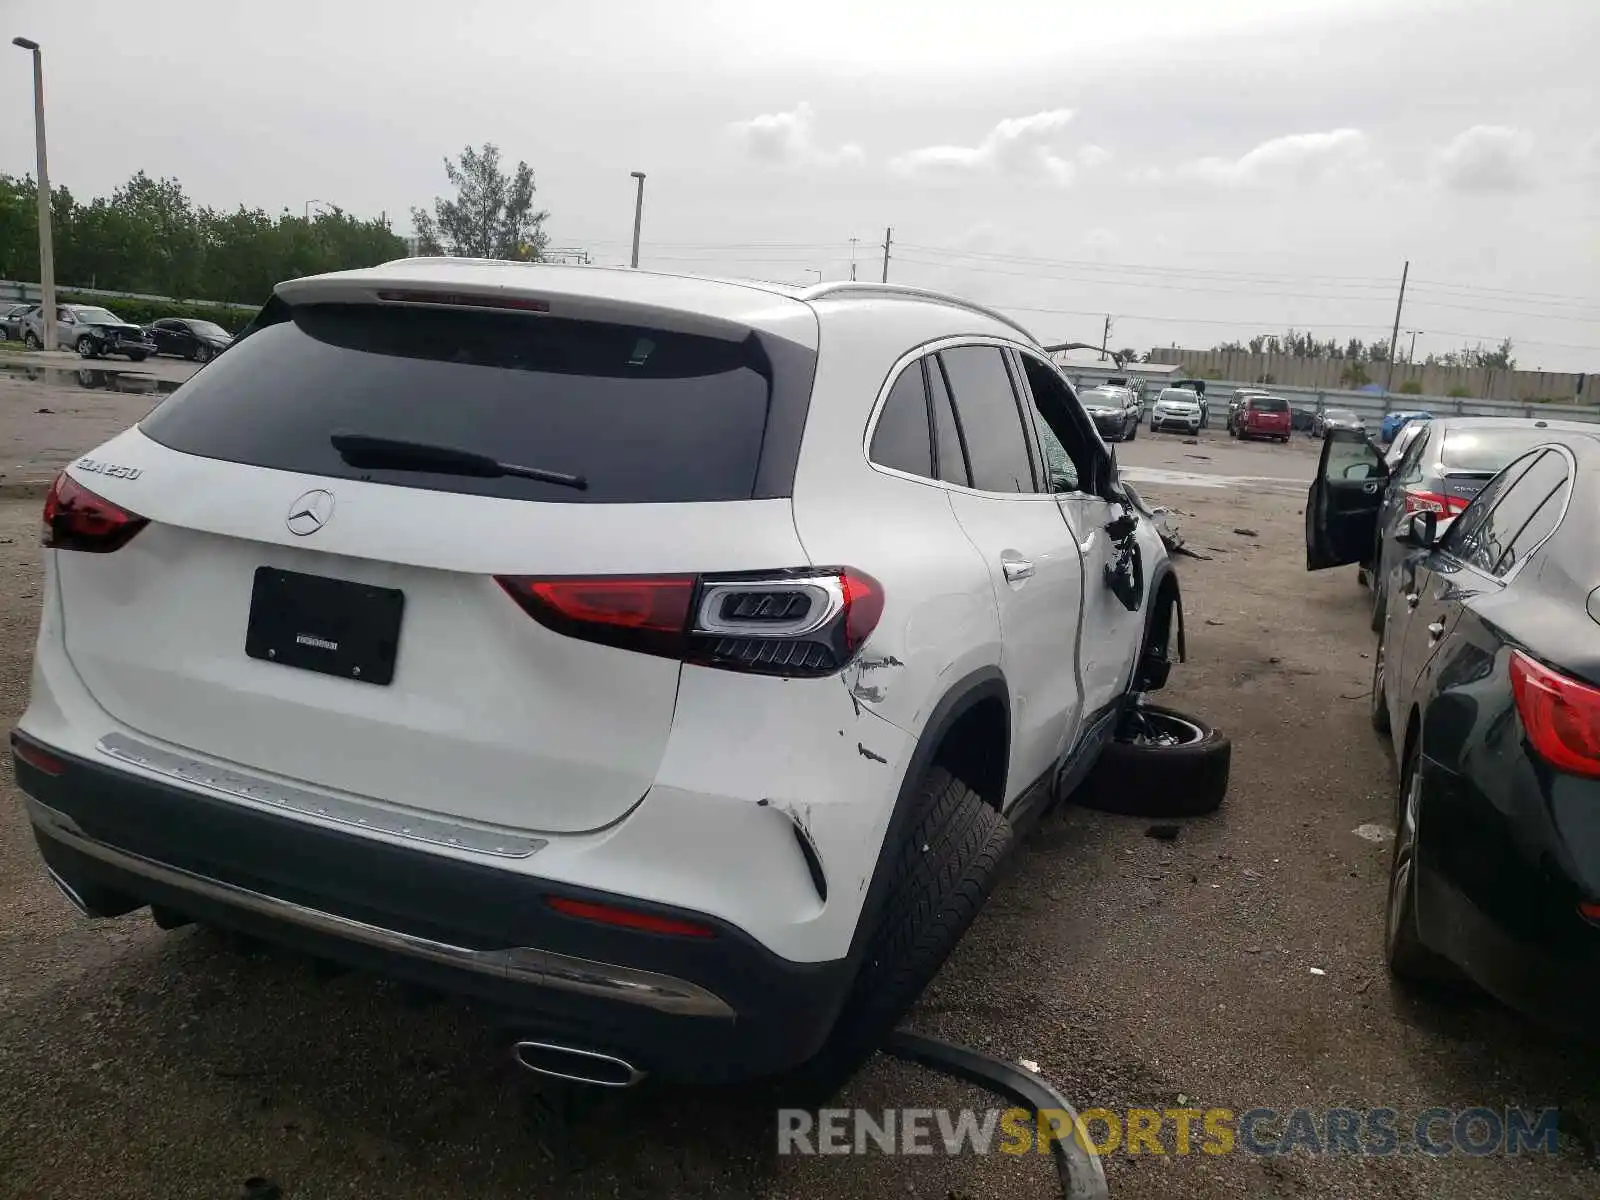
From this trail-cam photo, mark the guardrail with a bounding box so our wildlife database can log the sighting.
[0,279,257,312]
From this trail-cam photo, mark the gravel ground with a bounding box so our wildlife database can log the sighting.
[1,390,1598,1199]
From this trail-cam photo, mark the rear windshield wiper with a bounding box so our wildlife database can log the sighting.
[329,432,587,491]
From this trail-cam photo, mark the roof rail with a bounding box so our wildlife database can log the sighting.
[797,282,1038,344]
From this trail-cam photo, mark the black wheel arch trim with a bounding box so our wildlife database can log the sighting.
[843,666,1010,966]
[1134,562,1185,692]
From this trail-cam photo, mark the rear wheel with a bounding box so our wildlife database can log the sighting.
[23,330,40,349]
[795,767,1012,1097]
[1385,742,1462,986]
[1075,704,1231,818]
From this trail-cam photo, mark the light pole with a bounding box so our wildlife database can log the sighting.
[1406,330,1422,363]
[629,172,646,268]
[304,198,334,221]
[13,37,55,351]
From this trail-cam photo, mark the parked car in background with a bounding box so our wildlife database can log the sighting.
[1150,387,1204,434]
[1080,385,1141,442]
[1228,393,1293,442]
[148,317,234,362]
[1329,417,1597,634]
[2,303,37,341]
[1227,388,1273,422]
[22,304,155,361]
[1312,408,1366,437]
[10,262,1206,1092]
[1306,427,1600,1033]
[1170,379,1210,429]
[1380,410,1433,444]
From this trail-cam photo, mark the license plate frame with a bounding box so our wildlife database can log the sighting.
[245,567,405,686]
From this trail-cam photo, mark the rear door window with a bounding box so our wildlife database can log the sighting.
[937,346,1036,494]
[140,304,797,504]
[869,364,934,479]
[1465,451,1570,575]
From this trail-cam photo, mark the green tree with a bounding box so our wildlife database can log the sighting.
[1339,363,1372,388]
[1397,380,1423,395]
[411,143,548,260]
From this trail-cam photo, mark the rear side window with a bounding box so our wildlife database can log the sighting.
[1467,451,1570,576]
[1442,427,1564,475]
[140,303,804,504]
[937,346,1036,494]
[869,365,933,479]
[926,357,971,487]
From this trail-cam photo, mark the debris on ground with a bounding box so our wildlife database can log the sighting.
[1205,618,1224,626]
[1353,824,1394,844]
[240,1179,282,1200]
[1233,527,1259,537]
[1309,967,1327,977]
[1145,824,1182,841]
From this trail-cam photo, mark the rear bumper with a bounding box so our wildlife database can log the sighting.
[12,731,853,1082]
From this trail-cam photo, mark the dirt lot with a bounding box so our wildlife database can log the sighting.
[1,385,1598,1200]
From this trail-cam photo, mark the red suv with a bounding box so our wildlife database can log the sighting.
[1229,394,1292,442]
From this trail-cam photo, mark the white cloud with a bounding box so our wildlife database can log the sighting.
[1177,129,1375,187]
[727,102,863,169]
[1433,125,1534,193]
[890,109,1090,185]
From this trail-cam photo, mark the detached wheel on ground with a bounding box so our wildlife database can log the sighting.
[791,766,1012,1098]
[1074,704,1231,818]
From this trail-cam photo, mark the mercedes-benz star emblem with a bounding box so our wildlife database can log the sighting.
[285,489,335,536]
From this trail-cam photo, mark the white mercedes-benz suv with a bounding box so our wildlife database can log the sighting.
[11,260,1223,1090]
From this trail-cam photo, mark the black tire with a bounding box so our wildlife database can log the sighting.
[23,330,40,349]
[1127,420,1137,441]
[1075,705,1231,818]
[1386,741,1463,986]
[126,352,147,363]
[77,336,99,360]
[1370,635,1391,735]
[794,767,1012,1096]
[195,344,212,363]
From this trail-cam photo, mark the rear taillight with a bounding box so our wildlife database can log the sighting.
[1509,651,1600,780]
[495,568,884,678]
[42,472,148,553]
[1402,489,1468,518]
[10,731,66,777]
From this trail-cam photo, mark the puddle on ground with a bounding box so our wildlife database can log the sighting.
[2,363,180,396]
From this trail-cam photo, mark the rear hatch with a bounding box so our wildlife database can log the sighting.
[53,291,817,835]
[1246,397,1291,430]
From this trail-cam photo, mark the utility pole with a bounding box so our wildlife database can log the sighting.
[629,171,647,268]
[1407,330,1421,363]
[880,227,892,283]
[849,237,858,281]
[1385,260,1409,393]
[1100,315,1113,361]
[13,38,55,350]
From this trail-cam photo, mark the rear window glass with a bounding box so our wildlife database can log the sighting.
[1252,397,1289,412]
[1440,428,1561,475]
[141,304,784,504]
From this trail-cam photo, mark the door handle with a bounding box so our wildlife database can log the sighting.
[1002,558,1034,583]
[1427,620,1445,641]
[1406,593,1420,610]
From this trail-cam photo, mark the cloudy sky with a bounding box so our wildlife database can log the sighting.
[4,0,1597,371]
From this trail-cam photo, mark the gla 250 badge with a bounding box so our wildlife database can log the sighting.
[75,458,142,481]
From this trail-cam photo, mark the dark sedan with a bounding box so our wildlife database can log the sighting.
[1307,427,1600,1031]
[1079,385,1140,442]
[1353,418,1597,634]
[148,317,233,362]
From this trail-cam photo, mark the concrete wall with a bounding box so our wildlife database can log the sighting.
[1143,349,1590,404]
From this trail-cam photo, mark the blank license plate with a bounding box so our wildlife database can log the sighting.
[245,567,404,685]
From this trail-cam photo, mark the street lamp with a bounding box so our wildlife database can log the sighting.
[304,198,334,221]
[629,172,646,268]
[13,37,55,351]
[1406,330,1423,363]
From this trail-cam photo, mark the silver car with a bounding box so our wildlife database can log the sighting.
[1150,387,1203,434]
[1,302,36,341]
[21,304,156,361]
[1312,408,1366,437]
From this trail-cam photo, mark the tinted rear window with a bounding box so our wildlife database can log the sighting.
[141,304,790,504]
[1440,427,1561,475]
[1252,397,1289,412]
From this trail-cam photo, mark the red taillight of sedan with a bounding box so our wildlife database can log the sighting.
[1509,651,1600,780]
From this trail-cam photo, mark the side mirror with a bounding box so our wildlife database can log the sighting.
[1398,510,1439,548]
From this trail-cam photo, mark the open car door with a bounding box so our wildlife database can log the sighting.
[1306,428,1387,570]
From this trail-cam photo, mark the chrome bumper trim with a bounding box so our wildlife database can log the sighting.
[97,732,545,859]
[28,800,735,1019]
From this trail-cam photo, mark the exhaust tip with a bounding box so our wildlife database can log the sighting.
[45,868,93,917]
[511,1040,645,1088]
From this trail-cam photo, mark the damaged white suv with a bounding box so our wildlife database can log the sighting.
[11,261,1226,1090]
